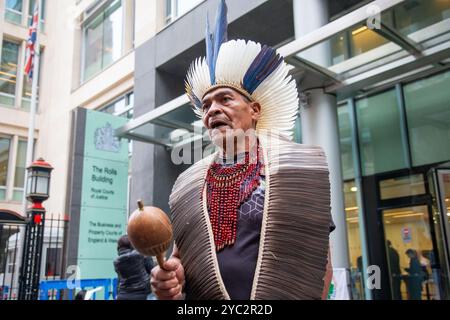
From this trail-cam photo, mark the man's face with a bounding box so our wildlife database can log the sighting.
[201,87,260,144]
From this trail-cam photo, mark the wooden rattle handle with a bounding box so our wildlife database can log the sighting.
[157,252,166,270]
[137,200,144,211]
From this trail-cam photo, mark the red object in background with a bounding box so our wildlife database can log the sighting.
[34,214,42,225]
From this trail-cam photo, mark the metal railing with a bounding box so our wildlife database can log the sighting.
[0,217,67,300]
[39,278,118,300]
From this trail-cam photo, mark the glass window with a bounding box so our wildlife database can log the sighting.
[349,25,389,57]
[328,11,392,67]
[101,96,126,115]
[13,140,27,201]
[165,0,173,23]
[0,40,20,107]
[5,0,23,24]
[379,174,426,200]
[83,0,123,81]
[382,205,442,300]
[28,0,46,31]
[83,13,103,80]
[165,0,203,24]
[127,92,134,109]
[339,104,355,180]
[404,71,450,167]
[99,92,134,119]
[102,1,123,68]
[0,137,11,200]
[356,90,407,176]
[176,0,202,17]
[330,32,348,65]
[429,169,450,300]
[344,181,365,300]
[394,0,450,37]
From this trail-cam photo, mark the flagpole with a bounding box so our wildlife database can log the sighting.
[23,0,41,204]
[16,0,41,298]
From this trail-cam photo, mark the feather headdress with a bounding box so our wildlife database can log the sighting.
[185,0,299,139]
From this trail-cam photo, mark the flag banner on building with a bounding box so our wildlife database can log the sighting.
[24,1,39,80]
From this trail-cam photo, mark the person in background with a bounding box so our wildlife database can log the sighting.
[386,240,402,300]
[404,249,424,300]
[114,235,154,300]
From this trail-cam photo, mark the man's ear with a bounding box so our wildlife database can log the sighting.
[250,102,261,122]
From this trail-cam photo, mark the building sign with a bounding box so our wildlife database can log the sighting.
[77,110,129,279]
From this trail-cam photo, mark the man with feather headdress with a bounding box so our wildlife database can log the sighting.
[150,0,334,300]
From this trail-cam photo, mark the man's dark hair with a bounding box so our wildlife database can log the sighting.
[117,234,133,251]
[405,249,417,257]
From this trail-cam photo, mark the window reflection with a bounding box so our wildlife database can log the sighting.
[165,0,204,24]
[0,137,11,201]
[13,140,27,201]
[382,206,441,300]
[404,71,450,167]
[83,0,123,81]
[394,0,450,36]
[338,105,355,180]
[349,25,388,56]
[99,92,134,119]
[344,180,365,300]
[356,90,407,176]
[329,0,450,68]
[0,41,20,107]
[379,174,426,200]
[5,0,23,24]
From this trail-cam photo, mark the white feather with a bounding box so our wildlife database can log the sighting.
[185,39,299,139]
[215,40,261,88]
[253,62,299,139]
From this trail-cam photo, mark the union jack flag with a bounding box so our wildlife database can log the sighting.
[24,2,39,80]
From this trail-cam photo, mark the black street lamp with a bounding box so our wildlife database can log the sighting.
[18,158,53,300]
[26,158,53,205]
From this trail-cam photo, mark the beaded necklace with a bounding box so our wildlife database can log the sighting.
[205,145,263,251]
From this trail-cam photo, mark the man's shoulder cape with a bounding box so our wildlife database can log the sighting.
[169,133,332,300]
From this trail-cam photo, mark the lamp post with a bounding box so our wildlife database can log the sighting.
[18,158,53,300]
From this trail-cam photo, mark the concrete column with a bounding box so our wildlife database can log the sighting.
[123,0,135,53]
[293,0,351,279]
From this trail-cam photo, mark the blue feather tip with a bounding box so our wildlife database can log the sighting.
[205,0,228,84]
[242,45,283,95]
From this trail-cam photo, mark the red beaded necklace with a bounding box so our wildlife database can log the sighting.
[205,145,263,251]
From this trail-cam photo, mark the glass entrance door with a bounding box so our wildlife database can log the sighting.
[428,168,450,299]
[382,205,444,300]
